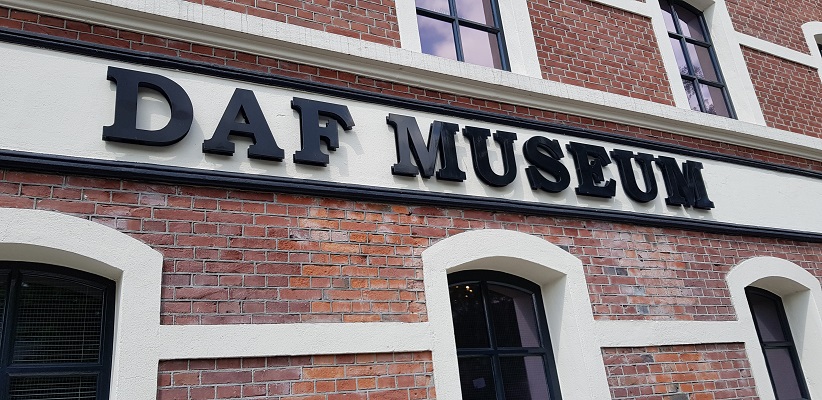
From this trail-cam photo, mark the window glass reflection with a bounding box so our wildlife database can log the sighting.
[764,348,804,399]
[659,0,676,33]
[460,26,502,69]
[669,37,688,74]
[450,282,490,348]
[456,0,495,25]
[417,15,458,61]
[415,0,450,15]
[682,79,701,111]
[686,43,718,81]
[700,84,730,117]
[673,4,705,41]
[458,356,497,400]
[487,284,540,348]
[500,356,551,400]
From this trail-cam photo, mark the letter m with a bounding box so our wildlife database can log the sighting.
[655,156,715,210]
[386,114,465,181]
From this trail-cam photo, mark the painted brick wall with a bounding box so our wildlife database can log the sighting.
[182,0,401,47]
[743,46,822,139]
[1,7,821,173]
[2,170,822,322]
[603,343,757,399]
[157,352,434,399]
[528,0,675,105]
[725,0,822,54]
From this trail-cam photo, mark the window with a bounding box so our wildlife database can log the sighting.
[745,287,810,400]
[449,270,561,399]
[659,0,735,118]
[0,262,115,400]
[415,0,509,69]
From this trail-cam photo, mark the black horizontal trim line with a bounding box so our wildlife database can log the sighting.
[1,29,820,179]
[2,149,822,243]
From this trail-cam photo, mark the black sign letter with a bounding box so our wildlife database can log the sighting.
[386,114,465,181]
[522,136,570,193]
[202,88,284,161]
[655,156,714,209]
[103,66,193,145]
[463,127,517,187]
[566,142,616,198]
[291,98,355,166]
[610,149,658,203]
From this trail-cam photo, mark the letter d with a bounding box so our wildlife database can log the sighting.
[103,66,193,145]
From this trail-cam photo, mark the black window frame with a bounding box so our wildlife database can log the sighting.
[0,262,116,400]
[660,0,736,118]
[448,269,562,400]
[745,287,810,400]
[415,0,510,70]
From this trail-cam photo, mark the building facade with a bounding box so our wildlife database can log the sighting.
[0,0,821,399]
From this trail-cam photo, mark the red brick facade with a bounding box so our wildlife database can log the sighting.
[528,0,675,105]
[603,344,757,399]
[182,0,401,47]
[725,0,822,54]
[743,46,822,139]
[1,1,821,399]
[2,170,821,323]
[157,352,434,399]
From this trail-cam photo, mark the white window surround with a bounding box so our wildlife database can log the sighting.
[726,256,822,400]
[395,0,543,78]
[421,229,611,399]
[649,0,766,124]
[0,208,163,400]
[802,21,822,83]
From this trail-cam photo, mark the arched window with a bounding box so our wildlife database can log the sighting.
[0,262,115,400]
[745,287,810,400]
[449,270,561,400]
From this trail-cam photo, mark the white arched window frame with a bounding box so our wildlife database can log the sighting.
[0,208,163,399]
[727,256,822,399]
[421,229,610,399]
[801,21,822,83]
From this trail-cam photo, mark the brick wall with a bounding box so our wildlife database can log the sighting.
[726,0,822,54]
[603,343,757,399]
[182,0,401,47]
[157,352,434,399]
[528,0,675,105]
[2,170,822,323]
[1,7,821,173]
[743,46,822,139]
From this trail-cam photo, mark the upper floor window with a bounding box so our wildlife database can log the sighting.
[746,287,810,400]
[415,0,509,70]
[449,270,561,399]
[0,262,115,400]
[659,0,735,118]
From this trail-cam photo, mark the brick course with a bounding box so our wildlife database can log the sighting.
[743,46,822,139]
[726,0,822,54]
[528,0,675,105]
[183,0,401,47]
[156,352,434,399]
[603,343,757,399]
[2,171,822,322]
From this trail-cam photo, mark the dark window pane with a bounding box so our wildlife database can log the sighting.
[9,375,98,400]
[659,0,676,33]
[487,284,540,347]
[748,291,787,343]
[686,43,718,81]
[673,4,705,41]
[500,356,551,400]
[418,15,458,61]
[12,274,105,364]
[764,348,804,399]
[460,26,502,69]
[700,85,730,117]
[0,272,7,340]
[682,79,701,111]
[450,283,490,348]
[669,37,688,74]
[455,0,495,25]
[416,0,450,14]
[458,356,496,400]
